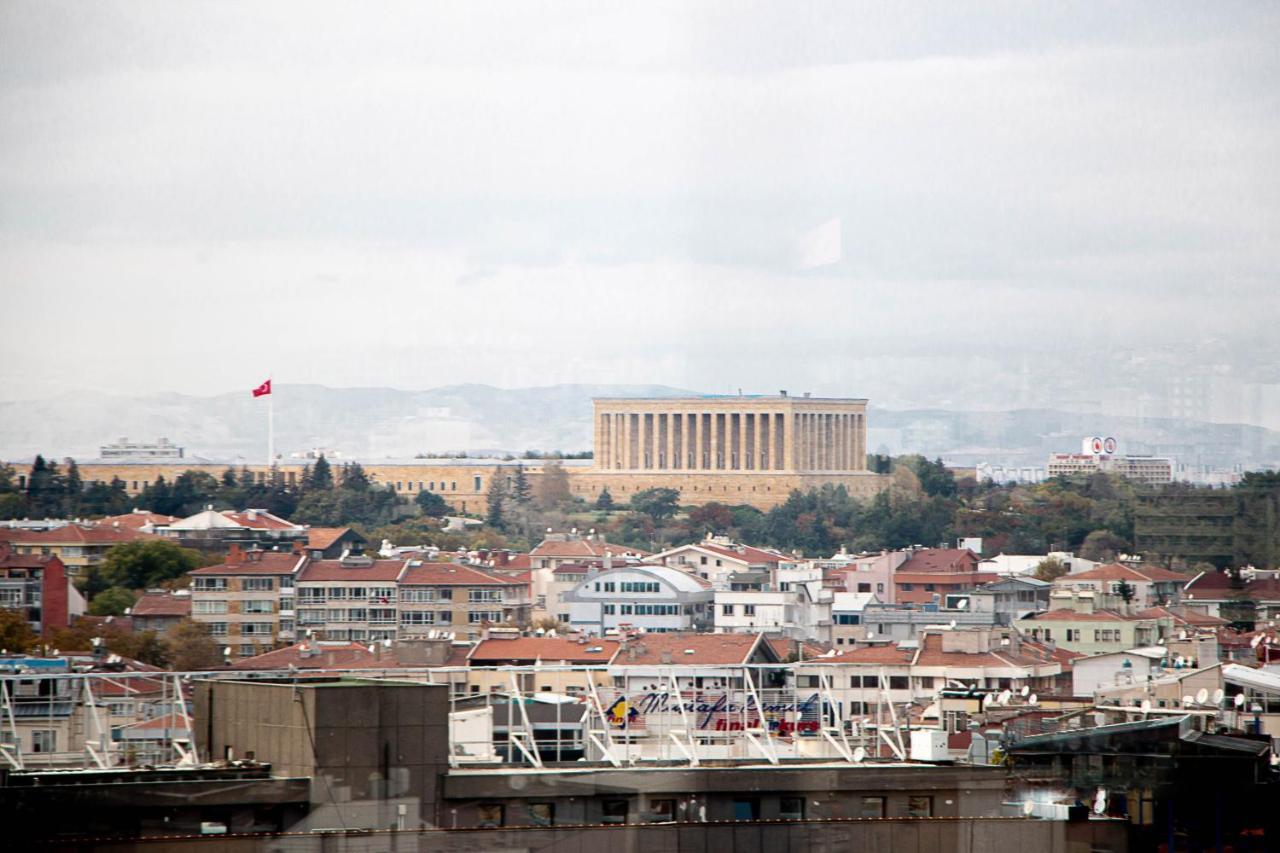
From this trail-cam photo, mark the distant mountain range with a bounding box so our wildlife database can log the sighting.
[1,384,1277,471]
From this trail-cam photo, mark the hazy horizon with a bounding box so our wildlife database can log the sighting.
[3,3,1278,429]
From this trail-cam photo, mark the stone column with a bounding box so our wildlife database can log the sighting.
[711,412,721,469]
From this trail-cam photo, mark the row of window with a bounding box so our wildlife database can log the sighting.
[297,587,396,602]
[390,480,463,492]
[474,794,929,827]
[192,577,278,592]
[593,581,664,594]
[721,604,758,617]
[194,600,276,615]
[602,604,680,616]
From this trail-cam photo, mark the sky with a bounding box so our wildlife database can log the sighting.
[1,2,1278,417]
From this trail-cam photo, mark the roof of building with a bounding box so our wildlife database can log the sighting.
[189,549,306,575]
[1064,563,1188,583]
[695,543,788,565]
[99,511,180,530]
[296,558,407,582]
[398,562,527,586]
[586,564,713,592]
[467,637,621,665]
[530,537,650,559]
[615,632,774,666]
[221,509,303,531]
[1019,608,1144,622]
[895,548,979,574]
[1132,606,1229,627]
[130,591,191,618]
[0,524,157,545]
[305,527,360,550]
[895,571,1002,585]
[229,640,401,670]
[0,543,60,570]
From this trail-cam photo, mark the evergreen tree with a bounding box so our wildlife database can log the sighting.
[340,462,370,491]
[485,474,508,529]
[513,465,533,505]
[311,454,334,490]
[63,459,83,516]
[595,487,615,511]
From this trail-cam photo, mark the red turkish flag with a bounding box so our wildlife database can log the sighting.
[252,379,272,398]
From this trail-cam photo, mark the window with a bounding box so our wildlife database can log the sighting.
[601,799,628,825]
[648,799,675,822]
[239,644,257,656]
[722,604,736,616]
[401,588,439,603]
[243,600,273,614]
[528,803,555,826]
[902,583,914,591]
[860,797,885,818]
[369,608,395,624]
[241,622,273,636]
[474,476,482,491]
[469,611,503,624]
[469,589,502,603]
[620,604,633,615]
[193,578,227,591]
[193,600,227,615]
[907,796,933,817]
[779,797,804,820]
[477,804,505,827]
[835,614,860,625]
[603,604,615,615]
[732,798,760,821]
[208,622,228,636]
[243,577,274,591]
[743,605,756,616]
[1066,628,1079,642]
[924,584,935,592]
[889,676,908,690]
[32,730,57,753]
[401,611,436,626]
[857,583,871,592]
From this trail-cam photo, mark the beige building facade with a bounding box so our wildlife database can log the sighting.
[22,395,887,513]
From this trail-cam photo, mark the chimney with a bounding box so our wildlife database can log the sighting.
[292,539,305,555]
[659,649,673,665]
[227,544,244,565]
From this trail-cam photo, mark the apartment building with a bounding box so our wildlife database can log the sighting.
[295,556,403,643]
[892,548,1000,606]
[188,546,305,658]
[652,536,790,586]
[563,565,714,634]
[1052,563,1187,608]
[713,578,833,642]
[397,562,531,641]
[0,523,156,576]
[0,545,82,635]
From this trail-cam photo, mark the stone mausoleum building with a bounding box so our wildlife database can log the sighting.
[24,393,886,513]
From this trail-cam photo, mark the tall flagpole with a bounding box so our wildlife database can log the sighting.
[267,381,274,468]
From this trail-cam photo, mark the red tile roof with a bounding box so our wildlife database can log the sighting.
[468,637,620,664]
[229,641,402,670]
[896,549,979,574]
[1020,608,1141,622]
[296,559,406,583]
[615,632,774,666]
[189,551,305,575]
[0,525,158,545]
[305,527,356,549]
[222,509,302,531]
[130,592,191,618]
[696,544,788,565]
[811,645,914,665]
[1132,606,1229,627]
[399,563,526,586]
[530,538,650,559]
[895,571,1002,585]
[99,511,179,530]
[1065,563,1188,583]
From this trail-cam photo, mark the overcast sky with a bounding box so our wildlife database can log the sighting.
[1,2,1277,408]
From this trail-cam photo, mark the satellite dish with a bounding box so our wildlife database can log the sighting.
[1213,688,1225,705]
[1022,801,1036,816]
[949,619,957,629]
[1195,688,1209,705]
[1020,685,1030,697]
[1182,695,1195,708]
[1234,694,1246,708]
[999,689,1013,706]
[956,599,968,610]
[1028,694,1038,706]
[1251,635,1262,648]
[1178,630,1187,641]
[852,746,867,763]
[1140,699,1152,714]
[1093,789,1108,815]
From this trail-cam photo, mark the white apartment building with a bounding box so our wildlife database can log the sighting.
[564,566,714,634]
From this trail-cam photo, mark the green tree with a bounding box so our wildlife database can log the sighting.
[485,474,508,530]
[0,608,38,653]
[512,465,533,505]
[594,487,615,511]
[99,540,203,589]
[1079,529,1129,563]
[415,490,450,518]
[163,620,224,670]
[630,488,680,524]
[340,462,370,491]
[312,455,334,489]
[88,586,138,616]
[1033,556,1069,582]
[534,460,572,510]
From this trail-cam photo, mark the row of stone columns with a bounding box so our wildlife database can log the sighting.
[597,410,864,472]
